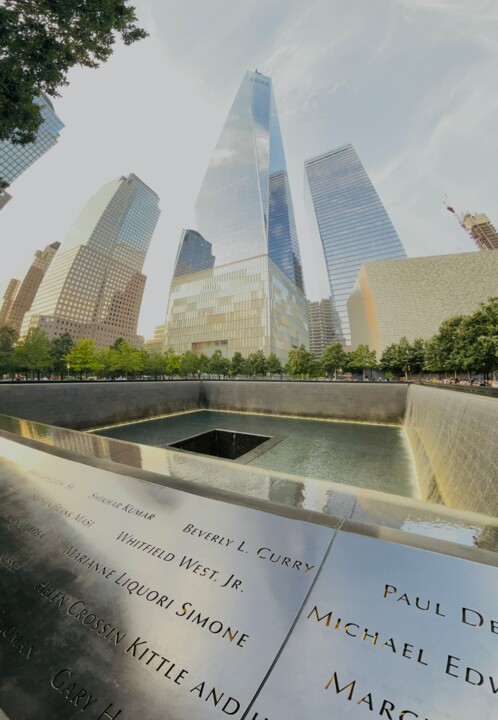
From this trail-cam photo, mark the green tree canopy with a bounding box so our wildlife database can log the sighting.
[111,340,143,377]
[164,348,181,377]
[1,0,147,150]
[285,344,318,378]
[65,338,102,378]
[347,344,377,378]
[144,352,168,379]
[50,332,74,378]
[208,350,230,378]
[230,351,245,377]
[380,337,425,379]
[0,326,18,375]
[246,349,267,377]
[180,351,200,378]
[13,327,52,378]
[266,352,283,377]
[321,342,347,379]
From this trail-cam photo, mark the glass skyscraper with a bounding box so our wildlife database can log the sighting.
[305,144,406,345]
[22,173,160,348]
[165,70,308,360]
[173,229,215,278]
[0,93,64,207]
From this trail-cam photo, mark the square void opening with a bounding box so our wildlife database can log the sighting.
[169,428,271,460]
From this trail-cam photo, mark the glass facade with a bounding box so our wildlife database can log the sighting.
[166,71,308,360]
[22,174,160,348]
[173,229,215,278]
[305,144,406,345]
[166,255,307,359]
[0,94,64,201]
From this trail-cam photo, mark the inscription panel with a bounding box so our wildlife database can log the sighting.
[250,529,498,719]
[0,437,333,719]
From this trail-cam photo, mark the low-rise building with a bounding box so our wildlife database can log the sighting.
[348,251,498,355]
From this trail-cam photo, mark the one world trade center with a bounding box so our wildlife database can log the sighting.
[164,70,309,361]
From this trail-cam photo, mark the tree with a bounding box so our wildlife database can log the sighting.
[0,326,17,376]
[144,352,168,380]
[380,337,425,380]
[208,350,230,378]
[1,0,147,151]
[198,353,210,376]
[347,344,377,380]
[266,352,283,378]
[321,342,347,380]
[111,339,143,378]
[180,351,200,378]
[285,344,318,379]
[247,349,267,377]
[424,317,466,377]
[50,332,73,378]
[95,347,117,378]
[65,338,102,379]
[164,348,181,377]
[230,351,245,377]
[12,327,52,379]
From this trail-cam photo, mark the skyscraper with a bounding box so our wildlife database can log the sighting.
[0,241,60,333]
[0,94,64,206]
[462,213,498,250]
[22,174,160,348]
[173,229,215,278]
[307,298,336,358]
[305,144,406,345]
[165,70,308,361]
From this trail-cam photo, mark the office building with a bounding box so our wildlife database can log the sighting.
[305,144,406,345]
[0,279,21,327]
[0,94,64,203]
[173,229,215,278]
[143,325,166,355]
[348,251,498,356]
[165,71,308,361]
[307,298,336,358]
[462,213,498,251]
[22,174,160,348]
[0,241,60,333]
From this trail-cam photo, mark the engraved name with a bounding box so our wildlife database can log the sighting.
[91,493,155,520]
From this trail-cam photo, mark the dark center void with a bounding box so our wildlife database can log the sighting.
[169,428,271,460]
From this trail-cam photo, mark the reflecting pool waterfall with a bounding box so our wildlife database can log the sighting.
[404,385,498,515]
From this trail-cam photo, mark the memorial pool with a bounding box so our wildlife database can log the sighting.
[93,410,419,498]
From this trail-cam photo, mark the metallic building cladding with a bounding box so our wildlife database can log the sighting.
[0,94,64,190]
[165,71,308,360]
[21,174,160,348]
[347,251,498,356]
[305,144,406,345]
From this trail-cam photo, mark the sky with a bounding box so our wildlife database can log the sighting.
[1,0,497,339]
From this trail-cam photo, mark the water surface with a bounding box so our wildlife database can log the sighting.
[94,410,419,499]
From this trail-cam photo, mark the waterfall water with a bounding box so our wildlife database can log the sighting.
[404,385,498,515]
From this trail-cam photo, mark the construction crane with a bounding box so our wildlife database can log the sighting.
[443,197,498,251]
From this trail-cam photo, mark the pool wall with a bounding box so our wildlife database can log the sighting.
[0,381,200,429]
[0,380,408,429]
[202,381,408,423]
[1,381,497,516]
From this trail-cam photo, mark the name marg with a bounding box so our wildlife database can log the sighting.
[325,671,430,719]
